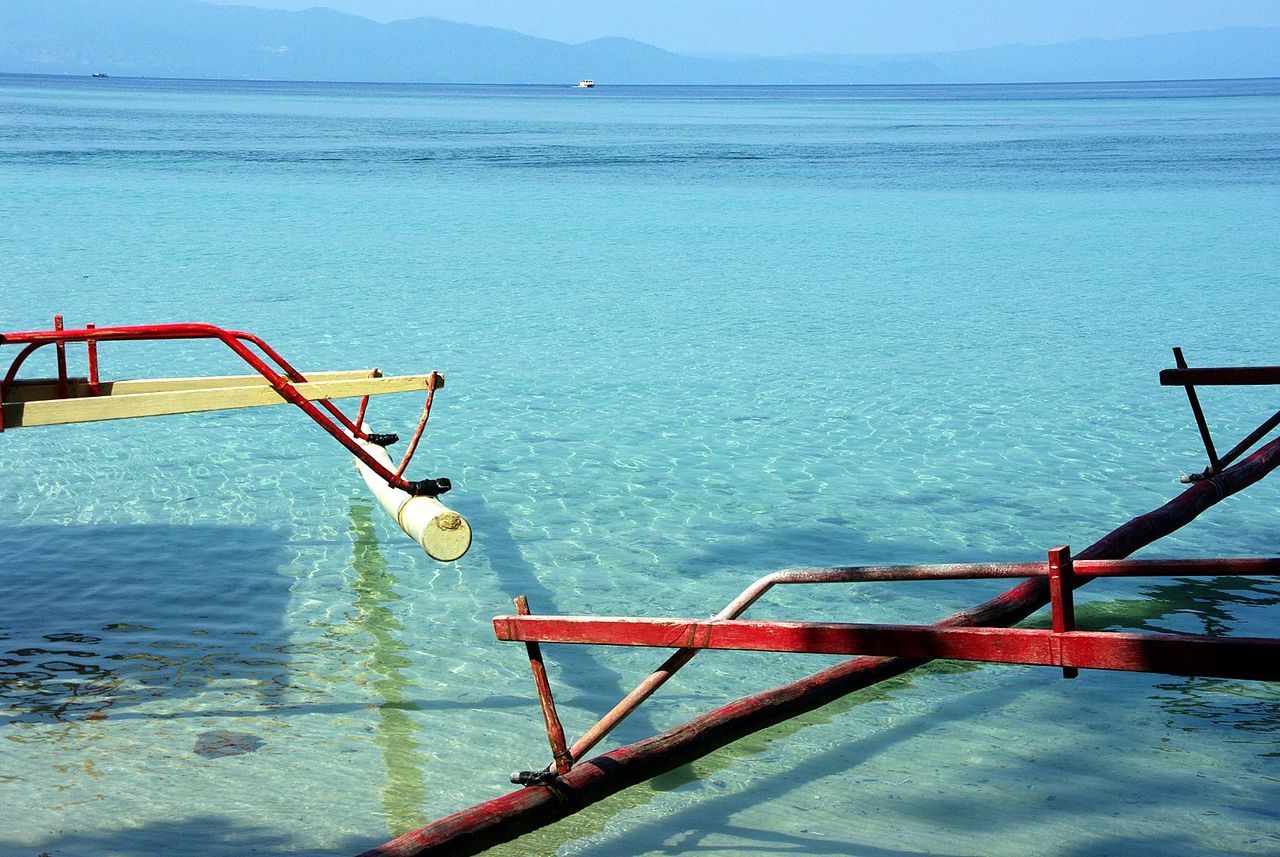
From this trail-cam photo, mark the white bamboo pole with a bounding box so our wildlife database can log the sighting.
[352,430,472,562]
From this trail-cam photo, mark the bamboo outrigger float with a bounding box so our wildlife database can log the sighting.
[0,316,471,561]
[359,351,1280,856]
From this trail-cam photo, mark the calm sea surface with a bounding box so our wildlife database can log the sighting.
[1,75,1278,856]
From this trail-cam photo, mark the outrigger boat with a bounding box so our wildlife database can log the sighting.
[4,320,1277,855]
[358,350,1280,857]
[0,316,471,561]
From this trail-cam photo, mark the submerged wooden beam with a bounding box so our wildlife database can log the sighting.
[357,433,1280,857]
[3,374,431,428]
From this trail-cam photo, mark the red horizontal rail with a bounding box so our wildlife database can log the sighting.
[1160,366,1280,386]
[541,553,1280,763]
[1075,556,1280,577]
[493,615,1280,682]
[0,321,427,492]
[765,556,1280,583]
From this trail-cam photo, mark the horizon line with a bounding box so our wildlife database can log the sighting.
[4,71,1279,89]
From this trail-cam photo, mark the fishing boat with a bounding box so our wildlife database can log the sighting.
[0,316,471,561]
[576,79,595,88]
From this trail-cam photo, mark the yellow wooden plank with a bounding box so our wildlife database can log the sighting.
[3,374,430,428]
[5,370,379,403]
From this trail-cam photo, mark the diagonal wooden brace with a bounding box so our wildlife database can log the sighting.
[514,596,573,777]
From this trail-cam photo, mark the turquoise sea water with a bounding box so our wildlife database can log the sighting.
[1,75,1278,856]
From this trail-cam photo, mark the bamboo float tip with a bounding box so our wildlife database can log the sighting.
[414,502,472,562]
[352,430,472,562]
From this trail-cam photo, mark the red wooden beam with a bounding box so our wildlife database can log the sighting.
[1160,366,1280,386]
[0,320,448,493]
[537,553,1279,767]
[1072,556,1280,578]
[493,615,1280,682]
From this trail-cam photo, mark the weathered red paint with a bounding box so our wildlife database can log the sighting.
[488,551,1280,683]
[544,553,1280,768]
[494,616,1279,682]
[392,371,443,480]
[1159,365,1280,386]
[504,551,1279,757]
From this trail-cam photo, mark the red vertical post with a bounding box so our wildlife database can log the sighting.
[515,596,574,776]
[86,323,100,396]
[53,315,69,398]
[1048,546,1078,679]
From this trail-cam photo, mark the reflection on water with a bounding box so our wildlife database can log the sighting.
[1080,576,1280,637]
[1061,575,1280,735]
[0,525,293,729]
[345,503,428,835]
[1154,677,1280,735]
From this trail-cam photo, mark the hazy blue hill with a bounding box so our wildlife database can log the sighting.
[0,0,387,80]
[2,0,1278,84]
[802,27,1280,84]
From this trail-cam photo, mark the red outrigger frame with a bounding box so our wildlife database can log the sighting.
[489,350,1280,782]
[0,317,449,495]
[499,553,1280,683]
[498,550,1280,779]
[357,351,1280,857]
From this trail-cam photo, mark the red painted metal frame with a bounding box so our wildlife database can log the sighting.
[494,551,1280,759]
[505,554,1280,769]
[0,319,417,491]
[1160,366,1280,386]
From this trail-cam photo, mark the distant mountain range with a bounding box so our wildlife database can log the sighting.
[3,0,1279,85]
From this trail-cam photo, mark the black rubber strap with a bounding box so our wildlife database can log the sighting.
[406,476,451,497]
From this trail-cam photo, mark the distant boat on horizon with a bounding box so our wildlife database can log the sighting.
[576,79,594,88]
[91,72,108,78]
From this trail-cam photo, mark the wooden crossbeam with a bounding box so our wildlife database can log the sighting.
[2,373,430,428]
[4,369,378,403]
[1160,366,1280,386]
[493,615,1280,682]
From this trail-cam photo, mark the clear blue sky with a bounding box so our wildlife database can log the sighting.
[203,0,1280,55]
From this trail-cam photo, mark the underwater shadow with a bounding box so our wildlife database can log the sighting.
[459,494,662,746]
[0,524,293,724]
[674,519,896,581]
[0,812,370,857]
[568,669,1041,857]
